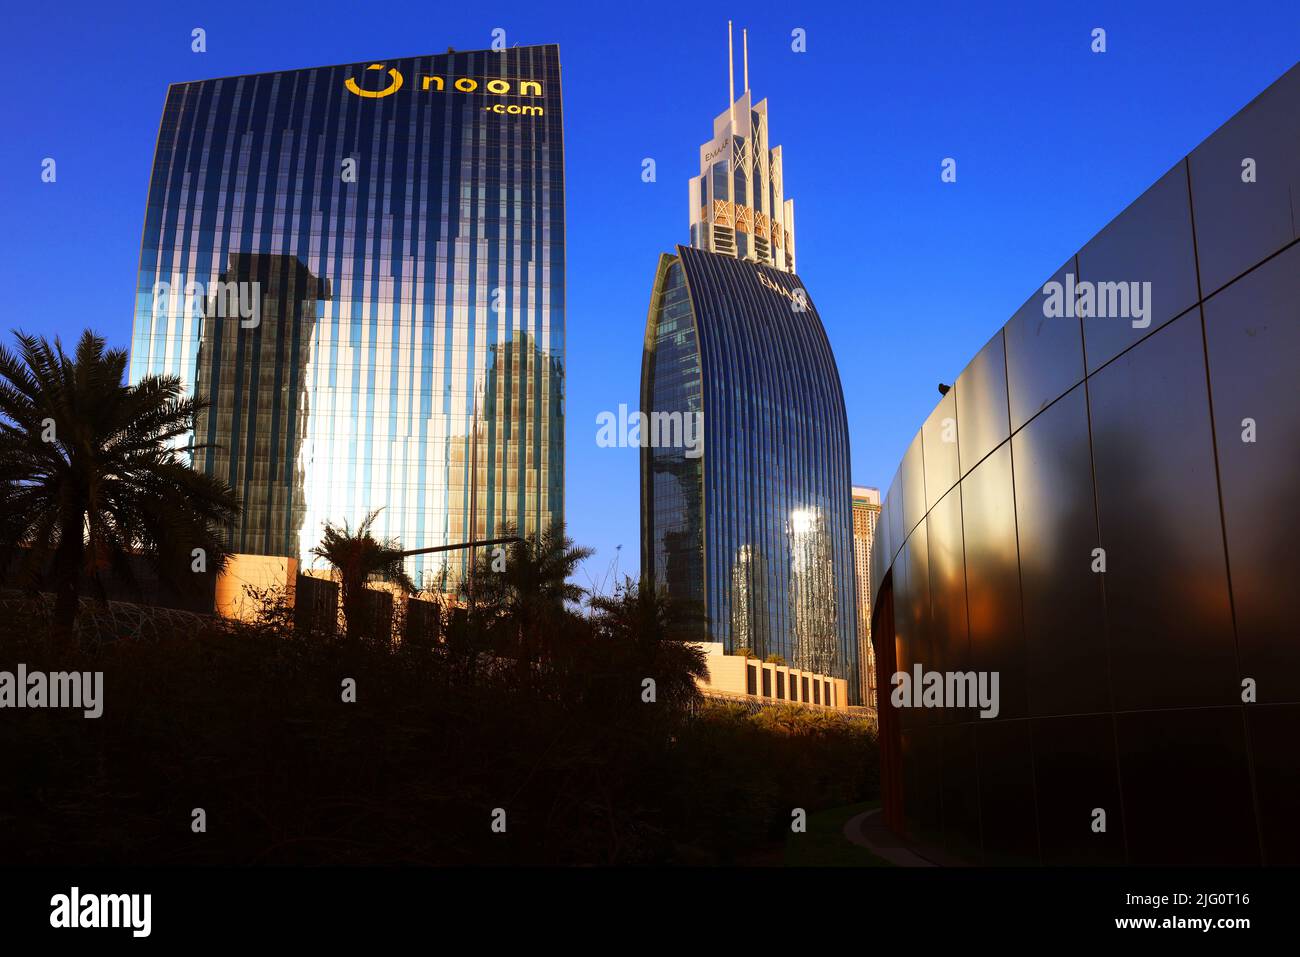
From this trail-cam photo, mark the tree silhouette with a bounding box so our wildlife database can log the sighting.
[0,330,239,637]
[310,508,414,645]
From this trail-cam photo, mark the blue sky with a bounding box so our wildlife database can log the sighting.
[2,0,1297,588]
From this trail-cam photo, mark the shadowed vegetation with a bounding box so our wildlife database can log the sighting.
[0,327,877,864]
[0,562,878,864]
[0,330,239,636]
[311,509,415,645]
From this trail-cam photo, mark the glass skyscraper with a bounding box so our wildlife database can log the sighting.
[130,46,565,590]
[640,27,858,701]
[852,486,881,715]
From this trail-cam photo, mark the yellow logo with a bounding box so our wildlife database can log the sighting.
[342,63,545,116]
[345,63,404,98]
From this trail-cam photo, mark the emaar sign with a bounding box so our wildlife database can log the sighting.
[757,270,808,311]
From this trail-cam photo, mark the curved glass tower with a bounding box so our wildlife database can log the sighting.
[129,46,565,590]
[640,28,857,699]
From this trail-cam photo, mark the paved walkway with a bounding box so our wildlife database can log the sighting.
[843,808,970,867]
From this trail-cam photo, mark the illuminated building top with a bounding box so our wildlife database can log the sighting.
[688,22,797,273]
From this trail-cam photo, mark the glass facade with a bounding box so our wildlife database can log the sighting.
[869,61,1300,864]
[641,246,858,701]
[130,46,565,589]
[641,257,705,618]
[852,487,881,714]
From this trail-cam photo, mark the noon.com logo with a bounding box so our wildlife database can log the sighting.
[344,63,405,98]
[343,62,546,116]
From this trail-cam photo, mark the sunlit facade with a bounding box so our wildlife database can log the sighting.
[687,23,795,273]
[641,248,856,694]
[851,486,881,714]
[129,46,565,590]
[640,26,856,699]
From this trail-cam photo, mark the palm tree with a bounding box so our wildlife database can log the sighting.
[589,577,709,708]
[0,330,240,636]
[310,509,415,644]
[466,522,592,665]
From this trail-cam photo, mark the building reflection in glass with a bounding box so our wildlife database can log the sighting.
[641,247,857,700]
[729,543,770,656]
[130,46,566,591]
[192,254,328,558]
[789,506,838,675]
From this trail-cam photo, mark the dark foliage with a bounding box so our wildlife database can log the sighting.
[0,577,878,865]
[0,331,239,635]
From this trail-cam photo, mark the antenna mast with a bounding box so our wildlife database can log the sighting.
[727,21,735,106]
[743,28,749,93]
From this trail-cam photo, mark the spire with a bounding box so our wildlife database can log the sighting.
[690,21,797,273]
[743,28,749,93]
[727,21,735,108]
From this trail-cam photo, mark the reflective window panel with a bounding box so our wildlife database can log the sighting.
[131,47,566,590]
[1011,384,1109,717]
[1078,162,1199,374]
[1004,258,1084,433]
[955,330,1010,475]
[1188,65,1300,297]
[1088,313,1236,710]
[1203,243,1300,702]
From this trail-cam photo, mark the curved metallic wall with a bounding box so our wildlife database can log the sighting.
[642,245,858,700]
[869,62,1300,864]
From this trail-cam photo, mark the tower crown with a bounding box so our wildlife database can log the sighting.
[688,22,797,273]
